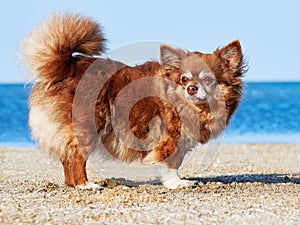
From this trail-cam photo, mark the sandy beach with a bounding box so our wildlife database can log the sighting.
[0,143,299,224]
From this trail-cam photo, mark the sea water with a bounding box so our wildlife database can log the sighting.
[0,82,299,147]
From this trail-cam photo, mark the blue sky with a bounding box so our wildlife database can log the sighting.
[1,0,299,83]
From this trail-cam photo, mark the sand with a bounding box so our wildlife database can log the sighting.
[0,143,299,224]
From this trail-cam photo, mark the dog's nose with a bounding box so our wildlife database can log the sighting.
[187,85,198,96]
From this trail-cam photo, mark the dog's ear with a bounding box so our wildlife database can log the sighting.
[219,40,243,71]
[160,44,185,68]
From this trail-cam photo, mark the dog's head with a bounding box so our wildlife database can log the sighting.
[177,70,217,104]
[160,40,245,110]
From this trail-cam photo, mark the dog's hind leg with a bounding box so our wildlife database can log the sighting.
[61,143,99,189]
[62,143,87,187]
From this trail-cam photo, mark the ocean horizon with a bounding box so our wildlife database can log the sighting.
[0,82,299,147]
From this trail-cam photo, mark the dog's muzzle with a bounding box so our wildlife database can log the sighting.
[187,84,206,101]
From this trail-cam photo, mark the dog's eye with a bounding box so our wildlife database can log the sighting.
[204,76,214,85]
[181,76,188,83]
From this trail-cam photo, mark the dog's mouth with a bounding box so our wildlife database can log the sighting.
[190,96,199,101]
[187,95,207,104]
[183,84,207,104]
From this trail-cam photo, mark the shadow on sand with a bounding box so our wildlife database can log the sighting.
[107,173,300,187]
[190,173,300,184]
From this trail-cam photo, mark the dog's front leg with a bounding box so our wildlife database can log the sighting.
[159,167,195,189]
[159,149,195,189]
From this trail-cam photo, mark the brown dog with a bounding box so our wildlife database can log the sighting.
[21,13,245,189]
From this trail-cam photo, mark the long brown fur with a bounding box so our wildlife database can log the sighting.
[21,13,245,188]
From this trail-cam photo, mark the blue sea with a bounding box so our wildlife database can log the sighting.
[0,82,299,147]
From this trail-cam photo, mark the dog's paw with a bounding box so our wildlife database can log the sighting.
[163,177,195,189]
[175,179,195,189]
[77,182,101,190]
[160,168,195,189]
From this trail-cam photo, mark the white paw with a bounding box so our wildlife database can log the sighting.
[159,167,195,189]
[163,178,195,189]
[77,182,101,190]
[175,179,195,188]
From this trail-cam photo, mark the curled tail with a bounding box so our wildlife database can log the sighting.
[20,12,106,83]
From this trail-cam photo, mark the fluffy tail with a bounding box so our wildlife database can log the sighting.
[20,12,106,83]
